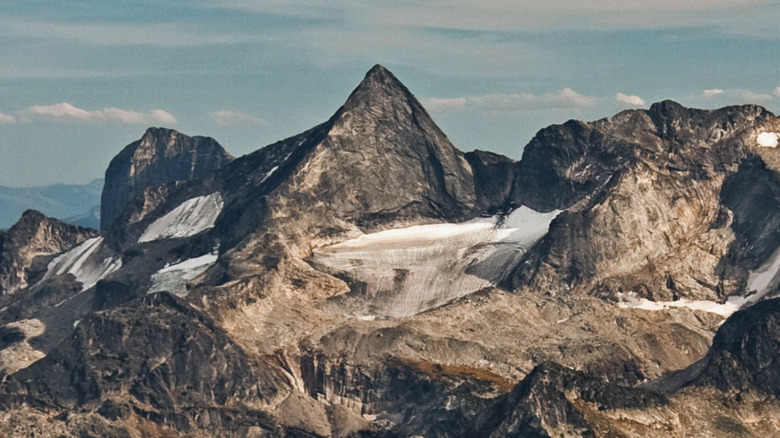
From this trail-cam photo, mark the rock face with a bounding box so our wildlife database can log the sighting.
[512,101,780,304]
[0,210,97,295]
[1,293,291,437]
[3,65,780,437]
[100,127,233,229]
[678,298,780,396]
[213,64,479,254]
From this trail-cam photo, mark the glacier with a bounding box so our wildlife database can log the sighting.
[138,192,223,243]
[310,207,560,318]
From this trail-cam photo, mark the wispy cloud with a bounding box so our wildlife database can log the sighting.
[0,112,16,124]
[424,88,597,112]
[204,0,776,35]
[19,103,177,124]
[1,20,257,47]
[702,89,724,98]
[212,110,267,127]
[680,87,777,109]
[736,90,773,102]
[615,92,645,106]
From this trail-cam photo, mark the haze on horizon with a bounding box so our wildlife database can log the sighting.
[0,0,778,187]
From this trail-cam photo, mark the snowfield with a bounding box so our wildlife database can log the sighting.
[148,251,219,296]
[43,237,122,292]
[138,192,223,243]
[310,207,560,317]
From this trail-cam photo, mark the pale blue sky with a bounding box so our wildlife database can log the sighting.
[1,0,778,186]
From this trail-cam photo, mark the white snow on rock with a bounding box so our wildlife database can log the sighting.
[617,292,741,317]
[757,132,780,148]
[138,192,223,243]
[148,250,219,296]
[310,207,560,318]
[618,243,780,318]
[44,237,122,292]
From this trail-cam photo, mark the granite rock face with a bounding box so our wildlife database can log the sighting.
[100,127,233,229]
[0,210,97,295]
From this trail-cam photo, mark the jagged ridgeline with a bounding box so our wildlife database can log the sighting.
[0,65,780,437]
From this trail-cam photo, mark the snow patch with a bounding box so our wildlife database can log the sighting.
[618,243,780,318]
[148,250,219,296]
[617,292,740,317]
[757,132,780,148]
[44,237,122,292]
[311,207,560,317]
[263,166,279,183]
[138,192,223,243]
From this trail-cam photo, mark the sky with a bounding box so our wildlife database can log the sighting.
[0,0,778,187]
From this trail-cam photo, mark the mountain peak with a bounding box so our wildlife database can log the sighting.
[101,128,233,229]
[141,126,179,141]
[341,64,419,113]
[363,64,394,83]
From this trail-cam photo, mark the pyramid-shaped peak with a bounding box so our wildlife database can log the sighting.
[341,64,422,113]
[364,64,395,83]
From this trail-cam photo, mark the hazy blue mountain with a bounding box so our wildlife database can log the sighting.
[0,179,103,229]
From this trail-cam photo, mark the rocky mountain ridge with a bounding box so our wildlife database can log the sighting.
[0,65,779,436]
[0,210,97,295]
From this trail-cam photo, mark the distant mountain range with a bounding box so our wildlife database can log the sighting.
[0,179,103,230]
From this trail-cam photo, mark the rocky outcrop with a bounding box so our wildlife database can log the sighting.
[100,127,233,229]
[475,362,668,438]
[679,298,780,396]
[0,210,97,295]
[512,102,779,303]
[0,292,291,437]
[465,149,517,212]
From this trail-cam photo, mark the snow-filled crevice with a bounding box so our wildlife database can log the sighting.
[310,207,560,318]
[138,192,223,243]
[43,237,122,292]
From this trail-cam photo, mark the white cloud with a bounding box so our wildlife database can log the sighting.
[702,89,724,98]
[20,103,177,124]
[212,110,267,127]
[423,88,597,112]
[150,109,178,125]
[775,87,780,98]
[615,93,645,106]
[0,112,16,124]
